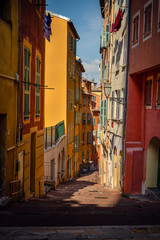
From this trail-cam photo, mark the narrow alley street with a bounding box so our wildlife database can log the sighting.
[0,171,160,239]
[0,171,160,228]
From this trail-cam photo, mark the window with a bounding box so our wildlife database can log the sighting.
[82,113,85,124]
[92,96,96,101]
[100,100,103,126]
[157,75,160,105]
[103,100,107,127]
[143,0,152,41]
[97,118,99,124]
[111,92,114,119]
[158,0,160,32]
[68,58,70,73]
[82,151,84,162]
[0,0,11,23]
[116,90,120,120]
[75,134,80,152]
[88,97,91,106]
[68,89,73,111]
[87,150,89,161]
[93,118,96,126]
[24,47,31,120]
[36,0,41,11]
[85,113,87,124]
[83,96,85,105]
[95,144,97,154]
[87,113,91,124]
[82,133,85,145]
[132,11,140,47]
[100,99,107,127]
[71,35,73,51]
[145,77,152,106]
[87,132,92,144]
[35,56,41,118]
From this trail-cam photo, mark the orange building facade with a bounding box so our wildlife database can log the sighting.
[81,78,93,168]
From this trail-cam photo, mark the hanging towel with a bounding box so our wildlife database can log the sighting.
[44,13,52,41]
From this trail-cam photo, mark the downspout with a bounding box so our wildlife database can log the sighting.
[121,0,131,192]
[16,0,21,144]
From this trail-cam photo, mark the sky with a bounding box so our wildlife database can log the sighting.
[46,0,103,84]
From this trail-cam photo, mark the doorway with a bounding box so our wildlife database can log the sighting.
[114,147,117,188]
[51,159,55,181]
[0,114,7,196]
[146,137,160,189]
[118,151,122,188]
[30,132,36,194]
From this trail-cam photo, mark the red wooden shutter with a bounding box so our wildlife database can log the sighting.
[157,77,160,105]
[145,80,152,106]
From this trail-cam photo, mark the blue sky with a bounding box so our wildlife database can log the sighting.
[46,0,103,84]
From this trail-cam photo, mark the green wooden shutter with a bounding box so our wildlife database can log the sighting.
[24,47,30,120]
[106,24,110,45]
[36,57,41,118]
[104,100,107,127]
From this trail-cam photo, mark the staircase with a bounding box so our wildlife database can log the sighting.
[146,188,160,201]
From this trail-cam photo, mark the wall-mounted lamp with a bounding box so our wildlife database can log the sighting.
[104,82,111,96]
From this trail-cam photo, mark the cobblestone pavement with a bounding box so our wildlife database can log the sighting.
[0,225,160,239]
[0,171,160,227]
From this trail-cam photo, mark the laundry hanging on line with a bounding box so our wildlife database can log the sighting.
[44,13,52,42]
[110,8,123,33]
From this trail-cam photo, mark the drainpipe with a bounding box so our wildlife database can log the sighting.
[121,0,131,192]
[16,0,22,145]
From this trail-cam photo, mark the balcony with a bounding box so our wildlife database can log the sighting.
[44,120,64,149]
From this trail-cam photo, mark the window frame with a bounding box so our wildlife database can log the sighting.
[143,0,153,42]
[83,95,85,105]
[35,52,41,120]
[23,40,32,123]
[156,73,160,107]
[145,76,153,109]
[132,10,140,48]
[158,0,160,32]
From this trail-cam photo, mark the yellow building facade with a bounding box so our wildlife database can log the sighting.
[0,0,19,196]
[45,11,80,180]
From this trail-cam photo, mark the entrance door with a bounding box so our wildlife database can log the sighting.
[18,151,24,197]
[51,159,55,181]
[157,149,160,188]
[114,147,117,188]
[30,132,36,193]
[118,151,122,188]
[0,114,7,196]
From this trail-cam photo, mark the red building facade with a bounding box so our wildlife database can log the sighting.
[124,0,160,194]
[17,0,46,199]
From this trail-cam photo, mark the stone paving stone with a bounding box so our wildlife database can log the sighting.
[130,228,149,234]
[87,228,102,235]
[56,229,85,234]
[100,227,131,239]
[124,239,160,240]
[15,237,48,240]
[149,227,160,233]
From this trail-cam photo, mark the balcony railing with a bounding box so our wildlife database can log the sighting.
[44,120,64,150]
